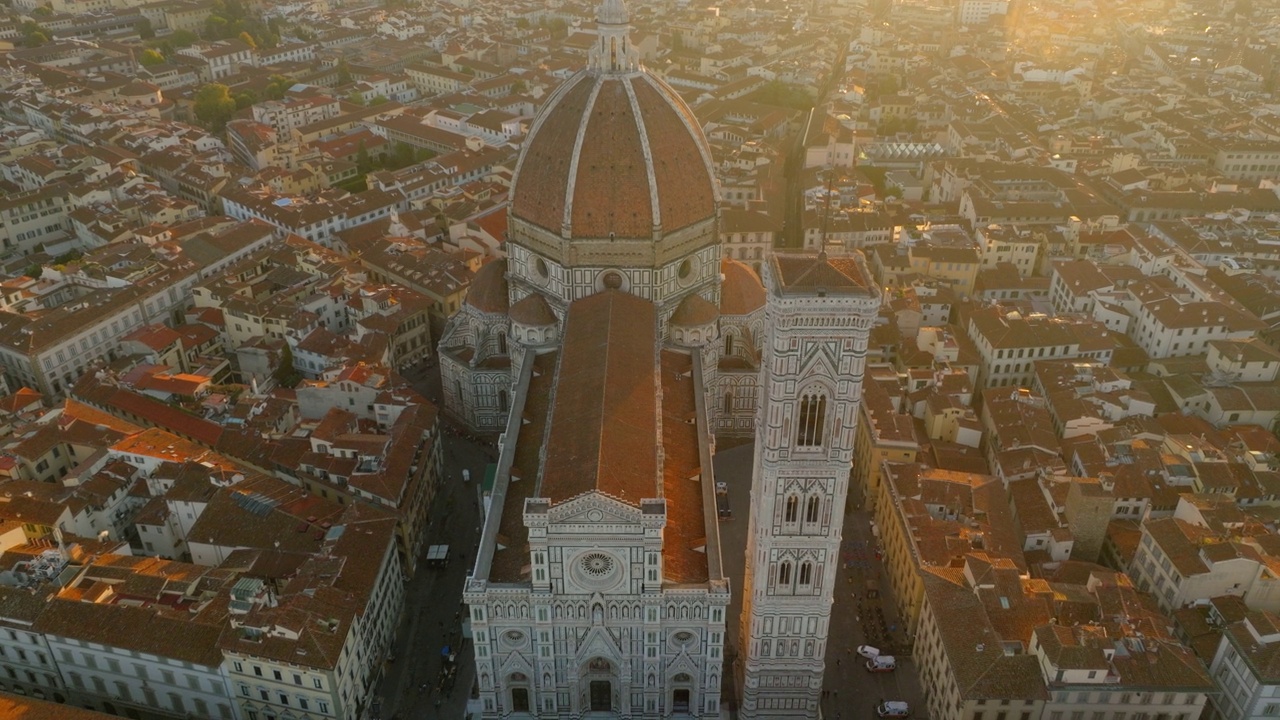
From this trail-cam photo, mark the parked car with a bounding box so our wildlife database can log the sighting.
[857,645,881,659]
[877,701,910,718]
[865,655,897,672]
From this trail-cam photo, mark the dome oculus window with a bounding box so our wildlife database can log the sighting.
[678,258,693,280]
[534,257,549,280]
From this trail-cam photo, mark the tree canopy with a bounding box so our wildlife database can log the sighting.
[193,83,237,131]
[139,49,165,66]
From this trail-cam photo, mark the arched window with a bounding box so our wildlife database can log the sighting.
[723,390,733,415]
[777,561,791,586]
[724,333,735,355]
[796,392,827,447]
[805,496,821,524]
[799,562,812,585]
[497,332,507,354]
[784,495,798,523]
[498,390,508,413]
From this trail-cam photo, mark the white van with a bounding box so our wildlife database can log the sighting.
[865,655,897,672]
[877,701,910,718]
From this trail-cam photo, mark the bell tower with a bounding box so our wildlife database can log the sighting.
[738,253,880,718]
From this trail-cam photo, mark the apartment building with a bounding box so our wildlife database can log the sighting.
[1129,496,1280,614]
[0,262,199,399]
[874,463,1023,637]
[0,183,71,256]
[1118,279,1265,360]
[251,95,343,143]
[1209,611,1280,720]
[1032,360,1157,439]
[975,224,1042,277]
[36,598,236,720]
[851,370,919,509]
[221,504,404,720]
[914,556,1048,720]
[966,306,1114,390]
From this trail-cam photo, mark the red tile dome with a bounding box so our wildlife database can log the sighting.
[509,71,718,240]
[465,259,508,314]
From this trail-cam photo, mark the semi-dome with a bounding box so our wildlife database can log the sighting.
[509,292,556,326]
[719,257,765,315]
[508,2,717,243]
[670,293,720,327]
[466,259,508,314]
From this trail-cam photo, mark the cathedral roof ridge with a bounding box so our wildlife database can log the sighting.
[540,291,659,506]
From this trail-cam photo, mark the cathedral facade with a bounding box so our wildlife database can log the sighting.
[440,1,878,717]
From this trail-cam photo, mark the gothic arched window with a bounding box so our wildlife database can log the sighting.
[723,390,733,416]
[799,562,812,585]
[796,392,827,447]
[777,561,791,586]
[806,495,820,524]
[724,333,735,356]
[784,495,798,523]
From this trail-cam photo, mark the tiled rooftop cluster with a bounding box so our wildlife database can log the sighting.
[0,0,1278,715]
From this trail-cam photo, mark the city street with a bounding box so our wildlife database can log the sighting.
[714,443,927,720]
[370,362,494,720]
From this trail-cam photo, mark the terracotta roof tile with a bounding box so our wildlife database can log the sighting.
[670,293,719,327]
[509,292,556,326]
[773,253,873,293]
[571,78,653,238]
[632,75,715,232]
[659,350,709,584]
[718,257,765,315]
[510,76,595,234]
[541,291,657,505]
[465,258,509,314]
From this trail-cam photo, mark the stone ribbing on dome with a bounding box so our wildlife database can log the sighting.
[510,72,717,241]
[630,77,716,234]
[571,79,652,238]
[510,78,596,237]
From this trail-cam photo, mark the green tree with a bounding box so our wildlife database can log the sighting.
[335,59,352,86]
[193,83,237,130]
[390,141,416,169]
[171,29,199,47]
[26,30,49,47]
[32,5,52,16]
[273,343,301,388]
[234,90,256,109]
[368,95,388,106]
[265,74,291,100]
[204,14,229,39]
[355,140,373,174]
[136,18,155,39]
[346,90,365,106]
[237,30,256,48]
[139,48,165,66]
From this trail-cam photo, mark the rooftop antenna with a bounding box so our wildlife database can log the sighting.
[819,164,834,261]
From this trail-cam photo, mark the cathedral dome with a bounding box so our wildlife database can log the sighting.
[508,57,717,242]
[719,257,765,315]
[466,259,508,314]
